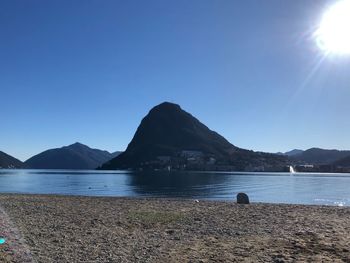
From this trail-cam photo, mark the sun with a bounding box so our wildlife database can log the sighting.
[315,0,350,55]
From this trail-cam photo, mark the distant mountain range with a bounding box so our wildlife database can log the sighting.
[279,148,350,167]
[100,102,288,171]
[2,103,350,172]
[291,148,350,165]
[0,151,24,169]
[24,143,121,170]
[280,149,304,157]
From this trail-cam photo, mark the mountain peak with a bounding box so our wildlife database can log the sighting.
[150,102,181,113]
[100,103,287,170]
[68,142,87,149]
[284,149,303,156]
[25,143,118,169]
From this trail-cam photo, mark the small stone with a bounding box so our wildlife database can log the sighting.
[165,229,174,235]
[237,193,250,204]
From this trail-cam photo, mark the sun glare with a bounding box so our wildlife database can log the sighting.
[315,0,350,55]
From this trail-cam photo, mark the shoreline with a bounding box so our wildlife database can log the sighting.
[0,192,348,208]
[1,194,350,262]
[3,168,350,174]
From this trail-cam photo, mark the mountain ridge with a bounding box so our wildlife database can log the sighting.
[25,142,121,170]
[0,151,24,168]
[101,102,288,171]
[290,147,350,165]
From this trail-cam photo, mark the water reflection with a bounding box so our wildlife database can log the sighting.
[126,171,233,198]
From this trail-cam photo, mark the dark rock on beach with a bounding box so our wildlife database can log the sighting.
[237,193,250,204]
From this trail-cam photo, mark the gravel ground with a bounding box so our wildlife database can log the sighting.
[0,194,350,262]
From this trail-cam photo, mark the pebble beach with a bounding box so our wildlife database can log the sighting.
[0,194,350,262]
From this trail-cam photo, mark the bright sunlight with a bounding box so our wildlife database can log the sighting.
[315,0,350,55]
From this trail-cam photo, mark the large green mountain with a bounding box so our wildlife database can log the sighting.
[25,143,121,170]
[0,151,24,168]
[100,102,287,171]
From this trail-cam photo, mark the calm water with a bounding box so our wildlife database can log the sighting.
[0,169,350,206]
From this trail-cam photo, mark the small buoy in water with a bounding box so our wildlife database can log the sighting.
[0,237,6,244]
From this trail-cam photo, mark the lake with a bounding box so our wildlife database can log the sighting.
[0,169,349,206]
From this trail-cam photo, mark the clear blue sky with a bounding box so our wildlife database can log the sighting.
[1,0,350,161]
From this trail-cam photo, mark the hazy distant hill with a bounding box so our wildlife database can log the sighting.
[100,102,287,171]
[0,151,23,168]
[276,149,304,156]
[290,148,350,165]
[25,143,121,169]
[333,155,350,167]
[284,149,304,156]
